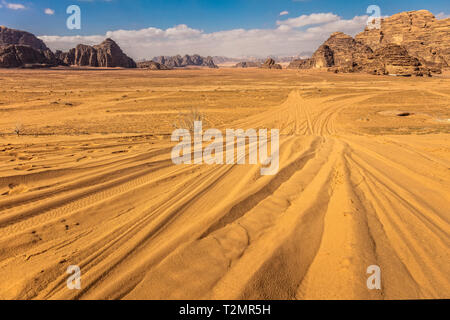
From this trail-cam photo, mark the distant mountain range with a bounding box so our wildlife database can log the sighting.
[212,54,313,65]
[152,55,218,68]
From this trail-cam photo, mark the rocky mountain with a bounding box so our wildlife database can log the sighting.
[319,32,373,68]
[288,10,446,76]
[287,58,314,69]
[137,60,171,70]
[153,55,218,68]
[234,61,262,68]
[0,26,60,68]
[288,32,373,71]
[0,26,49,51]
[55,38,136,68]
[357,44,431,76]
[355,10,450,72]
[0,44,58,68]
[261,58,282,69]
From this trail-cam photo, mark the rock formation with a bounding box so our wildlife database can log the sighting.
[0,26,61,68]
[287,58,314,69]
[153,55,218,68]
[288,32,373,72]
[137,60,171,70]
[319,32,373,68]
[0,44,58,68]
[358,44,431,76]
[56,38,136,68]
[355,10,450,71]
[261,58,282,69]
[234,61,262,68]
[288,10,445,76]
[0,26,49,51]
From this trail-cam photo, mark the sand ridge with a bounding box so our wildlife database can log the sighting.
[0,68,448,299]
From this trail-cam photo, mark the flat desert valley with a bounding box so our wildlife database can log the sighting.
[0,68,449,299]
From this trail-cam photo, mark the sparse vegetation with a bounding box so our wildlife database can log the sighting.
[14,123,23,136]
[173,107,207,133]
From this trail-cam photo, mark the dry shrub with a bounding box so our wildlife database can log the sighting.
[172,107,208,133]
[14,123,23,136]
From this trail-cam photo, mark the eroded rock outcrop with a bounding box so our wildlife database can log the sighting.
[0,44,58,68]
[288,11,443,76]
[288,32,373,72]
[56,38,136,68]
[234,61,262,68]
[261,58,282,69]
[0,26,61,68]
[355,10,450,71]
[360,44,431,76]
[0,26,49,51]
[137,60,171,70]
[287,58,314,69]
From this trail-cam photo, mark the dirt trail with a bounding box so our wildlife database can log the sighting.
[0,71,449,300]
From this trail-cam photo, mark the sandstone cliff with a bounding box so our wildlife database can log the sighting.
[137,60,171,70]
[0,26,60,68]
[0,45,59,68]
[329,44,431,76]
[287,58,314,69]
[288,10,444,76]
[261,58,282,69]
[355,10,450,71]
[362,44,431,76]
[288,32,373,72]
[0,26,49,51]
[234,61,262,68]
[56,39,136,68]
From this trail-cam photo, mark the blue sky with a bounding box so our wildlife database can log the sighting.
[1,0,449,58]
[1,0,448,35]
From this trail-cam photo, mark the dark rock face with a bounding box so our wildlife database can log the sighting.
[288,32,373,72]
[153,54,218,68]
[0,45,58,68]
[311,44,335,68]
[234,61,262,68]
[56,38,136,68]
[319,32,373,68]
[0,26,49,51]
[261,58,282,69]
[137,60,171,70]
[0,26,60,68]
[94,39,136,68]
[287,58,314,69]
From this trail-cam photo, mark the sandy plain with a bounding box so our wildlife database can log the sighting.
[0,68,448,299]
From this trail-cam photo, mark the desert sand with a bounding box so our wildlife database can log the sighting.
[0,68,448,300]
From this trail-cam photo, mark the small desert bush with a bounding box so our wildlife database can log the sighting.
[14,123,23,136]
[172,107,207,133]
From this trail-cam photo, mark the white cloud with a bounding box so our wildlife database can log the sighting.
[39,13,369,60]
[436,12,450,19]
[277,13,340,28]
[44,8,55,15]
[306,15,369,34]
[279,11,289,16]
[2,1,26,10]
